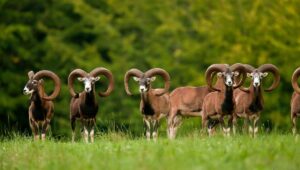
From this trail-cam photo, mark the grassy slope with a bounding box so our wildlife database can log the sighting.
[0,133,299,170]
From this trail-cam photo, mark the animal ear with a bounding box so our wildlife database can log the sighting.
[262,72,268,77]
[217,72,223,77]
[39,79,44,85]
[233,71,239,77]
[94,76,100,81]
[133,77,140,82]
[28,71,34,80]
[247,73,252,77]
[150,76,156,82]
[77,77,85,82]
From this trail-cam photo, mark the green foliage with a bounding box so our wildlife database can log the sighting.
[0,134,299,170]
[1,0,300,136]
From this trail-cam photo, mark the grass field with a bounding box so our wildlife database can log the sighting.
[0,132,299,170]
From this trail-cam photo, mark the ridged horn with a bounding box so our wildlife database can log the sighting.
[230,63,246,89]
[68,69,87,98]
[33,70,61,101]
[124,68,143,95]
[258,64,280,92]
[145,68,170,96]
[205,64,228,91]
[90,67,114,97]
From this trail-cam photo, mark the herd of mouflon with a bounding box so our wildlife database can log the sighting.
[22,64,300,142]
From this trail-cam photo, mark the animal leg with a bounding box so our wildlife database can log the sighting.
[90,119,96,143]
[152,119,159,141]
[220,117,229,137]
[231,115,237,135]
[143,117,151,141]
[167,109,177,139]
[29,118,39,140]
[243,118,249,134]
[81,119,89,143]
[201,115,208,136]
[41,118,51,141]
[172,115,182,139]
[71,117,76,142]
[292,114,297,136]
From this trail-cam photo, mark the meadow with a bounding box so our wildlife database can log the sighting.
[1,132,299,170]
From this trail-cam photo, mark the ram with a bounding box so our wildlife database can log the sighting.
[202,64,246,136]
[68,68,114,143]
[124,68,170,140]
[23,70,61,140]
[233,64,280,137]
[291,67,300,135]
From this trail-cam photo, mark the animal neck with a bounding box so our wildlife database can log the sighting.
[31,88,43,106]
[221,85,234,114]
[249,84,264,112]
[84,88,96,105]
[141,91,150,103]
[223,85,233,103]
[250,84,263,100]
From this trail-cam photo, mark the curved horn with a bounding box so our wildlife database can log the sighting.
[68,69,87,97]
[205,64,228,91]
[124,68,144,95]
[292,67,300,94]
[230,63,246,89]
[90,67,114,97]
[235,64,255,92]
[33,70,61,101]
[258,64,280,92]
[145,68,170,96]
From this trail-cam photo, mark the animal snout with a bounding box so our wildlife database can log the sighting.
[23,87,33,95]
[254,82,259,87]
[139,86,146,93]
[85,87,91,92]
[227,80,233,86]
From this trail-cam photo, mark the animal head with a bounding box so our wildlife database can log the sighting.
[217,68,240,87]
[23,70,61,100]
[247,71,268,87]
[133,76,156,93]
[68,68,114,97]
[206,63,246,91]
[78,76,100,93]
[241,64,280,92]
[24,71,41,95]
[124,68,170,96]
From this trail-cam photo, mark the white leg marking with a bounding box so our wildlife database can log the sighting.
[84,127,89,143]
[90,128,95,143]
[41,134,46,141]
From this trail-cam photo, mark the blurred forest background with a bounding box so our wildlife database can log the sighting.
[1,0,300,137]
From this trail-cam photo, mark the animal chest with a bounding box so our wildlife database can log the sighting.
[80,104,98,118]
[142,103,155,116]
[31,105,47,121]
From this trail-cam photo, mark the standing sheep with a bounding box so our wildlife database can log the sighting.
[124,68,170,140]
[68,67,114,143]
[233,64,280,137]
[23,70,61,140]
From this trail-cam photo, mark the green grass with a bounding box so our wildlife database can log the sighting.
[0,132,299,170]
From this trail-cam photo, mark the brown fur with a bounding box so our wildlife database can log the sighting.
[28,83,54,140]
